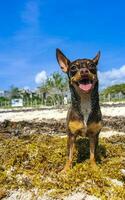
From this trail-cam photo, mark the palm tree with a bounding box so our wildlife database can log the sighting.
[38,72,69,106]
[51,72,68,105]
[10,85,20,99]
[38,80,51,105]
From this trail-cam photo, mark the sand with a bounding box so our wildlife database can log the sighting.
[0,105,125,122]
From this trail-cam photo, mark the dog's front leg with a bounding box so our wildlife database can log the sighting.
[89,135,98,166]
[87,122,102,166]
[62,133,76,172]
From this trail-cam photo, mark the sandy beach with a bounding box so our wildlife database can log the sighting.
[0,105,125,122]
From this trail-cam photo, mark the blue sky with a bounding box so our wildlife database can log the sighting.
[0,0,125,90]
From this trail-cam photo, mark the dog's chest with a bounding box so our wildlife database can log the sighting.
[80,94,91,125]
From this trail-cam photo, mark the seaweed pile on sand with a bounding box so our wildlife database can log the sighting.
[0,131,125,199]
[0,116,125,137]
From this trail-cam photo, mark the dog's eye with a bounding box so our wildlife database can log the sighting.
[70,65,77,71]
[88,63,96,73]
[88,63,95,68]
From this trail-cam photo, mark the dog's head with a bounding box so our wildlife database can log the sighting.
[56,49,100,94]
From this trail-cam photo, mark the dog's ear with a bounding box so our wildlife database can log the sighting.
[56,48,70,73]
[93,51,101,65]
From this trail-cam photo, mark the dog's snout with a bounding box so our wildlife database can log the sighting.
[80,68,89,76]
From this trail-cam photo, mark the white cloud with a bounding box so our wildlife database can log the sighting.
[98,65,125,90]
[35,70,47,84]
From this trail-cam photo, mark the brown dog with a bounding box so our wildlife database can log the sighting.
[56,49,102,171]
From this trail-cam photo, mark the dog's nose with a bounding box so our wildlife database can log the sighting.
[80,68,89,76]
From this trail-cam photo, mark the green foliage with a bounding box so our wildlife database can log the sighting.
[101,83,125,97]
[51,72,68,92]
[39,72,68,94]
[0,72,69,107]
[0,97,9,103]
[39,72,69,105]
[10,85,21,99]
[0,133,125,199]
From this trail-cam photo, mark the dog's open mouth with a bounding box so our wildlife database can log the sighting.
[78,77,94,92]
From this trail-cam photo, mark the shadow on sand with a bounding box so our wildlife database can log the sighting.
[75,137,107,164]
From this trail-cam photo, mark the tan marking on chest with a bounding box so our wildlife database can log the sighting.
[68,120,85,134]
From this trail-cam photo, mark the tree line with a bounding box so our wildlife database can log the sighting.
[0,76,125,107]
[0,72,69,107]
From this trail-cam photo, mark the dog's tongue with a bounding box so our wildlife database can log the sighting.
[79,83,92,92]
